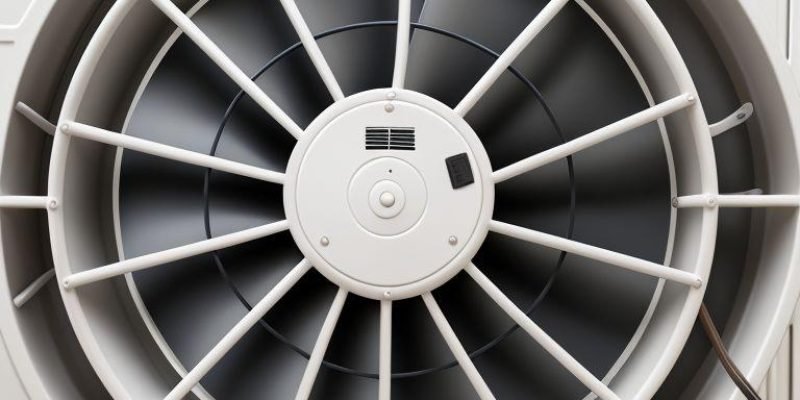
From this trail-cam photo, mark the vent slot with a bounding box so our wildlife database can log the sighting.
[366,127,415,150]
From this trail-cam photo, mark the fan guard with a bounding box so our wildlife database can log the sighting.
[0,0,798,399]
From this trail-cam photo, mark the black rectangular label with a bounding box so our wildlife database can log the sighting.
[446,153,475,189]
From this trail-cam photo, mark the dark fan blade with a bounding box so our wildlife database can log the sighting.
[504,265,656,400]
[246,45,332,131]
[320,295,380,372]
[131,254,251,370]
[296,0,424,31]
[131,0,329,152]
[201,327,305,400]
[120,154,210,257]
[449,232,659,399]
[294,0,425,95]
[263,270,340,354]
[433,270,588,400]
[118,153,296,395]
[468,3,651,157]
[196,0,331,131]
[206,172,284,238]
[199,271,332,399]
[392,296,456,373]
[404,0,550,106]
[415,0,548,49]
[189,0,296,75]
[218,237,340,356]
[391,295,481,400]
[125,36,238,153]
[309,295,379,399]
[204,45,333,177]
[316,25,397,95]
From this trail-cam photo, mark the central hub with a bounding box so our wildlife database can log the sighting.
[284,89,494,300]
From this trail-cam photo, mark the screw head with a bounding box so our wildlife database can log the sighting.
[671,197,679,208]
[737,113,747,120]
[386,91,397,100]
[320,236,330,247]
[60,123,70,133]
[384,103,395,113]
[384,291,392,299]
[448,236,458,246]
[47,199,58,210]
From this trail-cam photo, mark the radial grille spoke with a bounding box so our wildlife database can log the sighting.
[489,220,702,287]
[148,0,303,138]
[13,269,55,308]
[0,196,52,209]
[62,122,285,185]
[421,293,496,400]
[379,300,392,400]
[15,102,56,136]
[674,194,800,208]
[392,0,412,89]
[295,288,349,400]
[492,94,695,184]
[454,0,570,116]
[465,264,621,400]
[64,220,290,289]
[164,259,312,400]
[279,0,345,101]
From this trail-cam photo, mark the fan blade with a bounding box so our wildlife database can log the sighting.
[120,154,210,257]
[188,0,296,76]
[194,0,332,124]
[206,172,284,237]
[293,0,425,95]
[296,0,396,94]
[392,296,482,399]
[198,268,323,400]
[307,295,379,399]
[126,37,237,153]
[405,0,550,106]
[130,0,330,157]
[132,253,252,373]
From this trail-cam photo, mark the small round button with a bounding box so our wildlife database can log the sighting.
[348,158,425,237]
[368,180,405,220]
[379,192,396,208]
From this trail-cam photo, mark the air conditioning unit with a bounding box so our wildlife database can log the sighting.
[0,0,798,399]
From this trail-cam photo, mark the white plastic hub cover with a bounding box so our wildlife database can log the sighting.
[284,89,495,300]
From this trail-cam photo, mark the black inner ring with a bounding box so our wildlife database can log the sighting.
[202,21,577,379]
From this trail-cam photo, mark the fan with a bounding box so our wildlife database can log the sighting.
[0,0,798,399]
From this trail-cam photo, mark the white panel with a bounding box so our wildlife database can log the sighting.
[740,0,781,50]
[791,0,800,86]
[0,0,31,26]
[0,336,28,399]
[773,332,791,400]
[761,304,800,399]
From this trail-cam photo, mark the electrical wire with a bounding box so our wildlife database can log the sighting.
[698,303,762,400]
